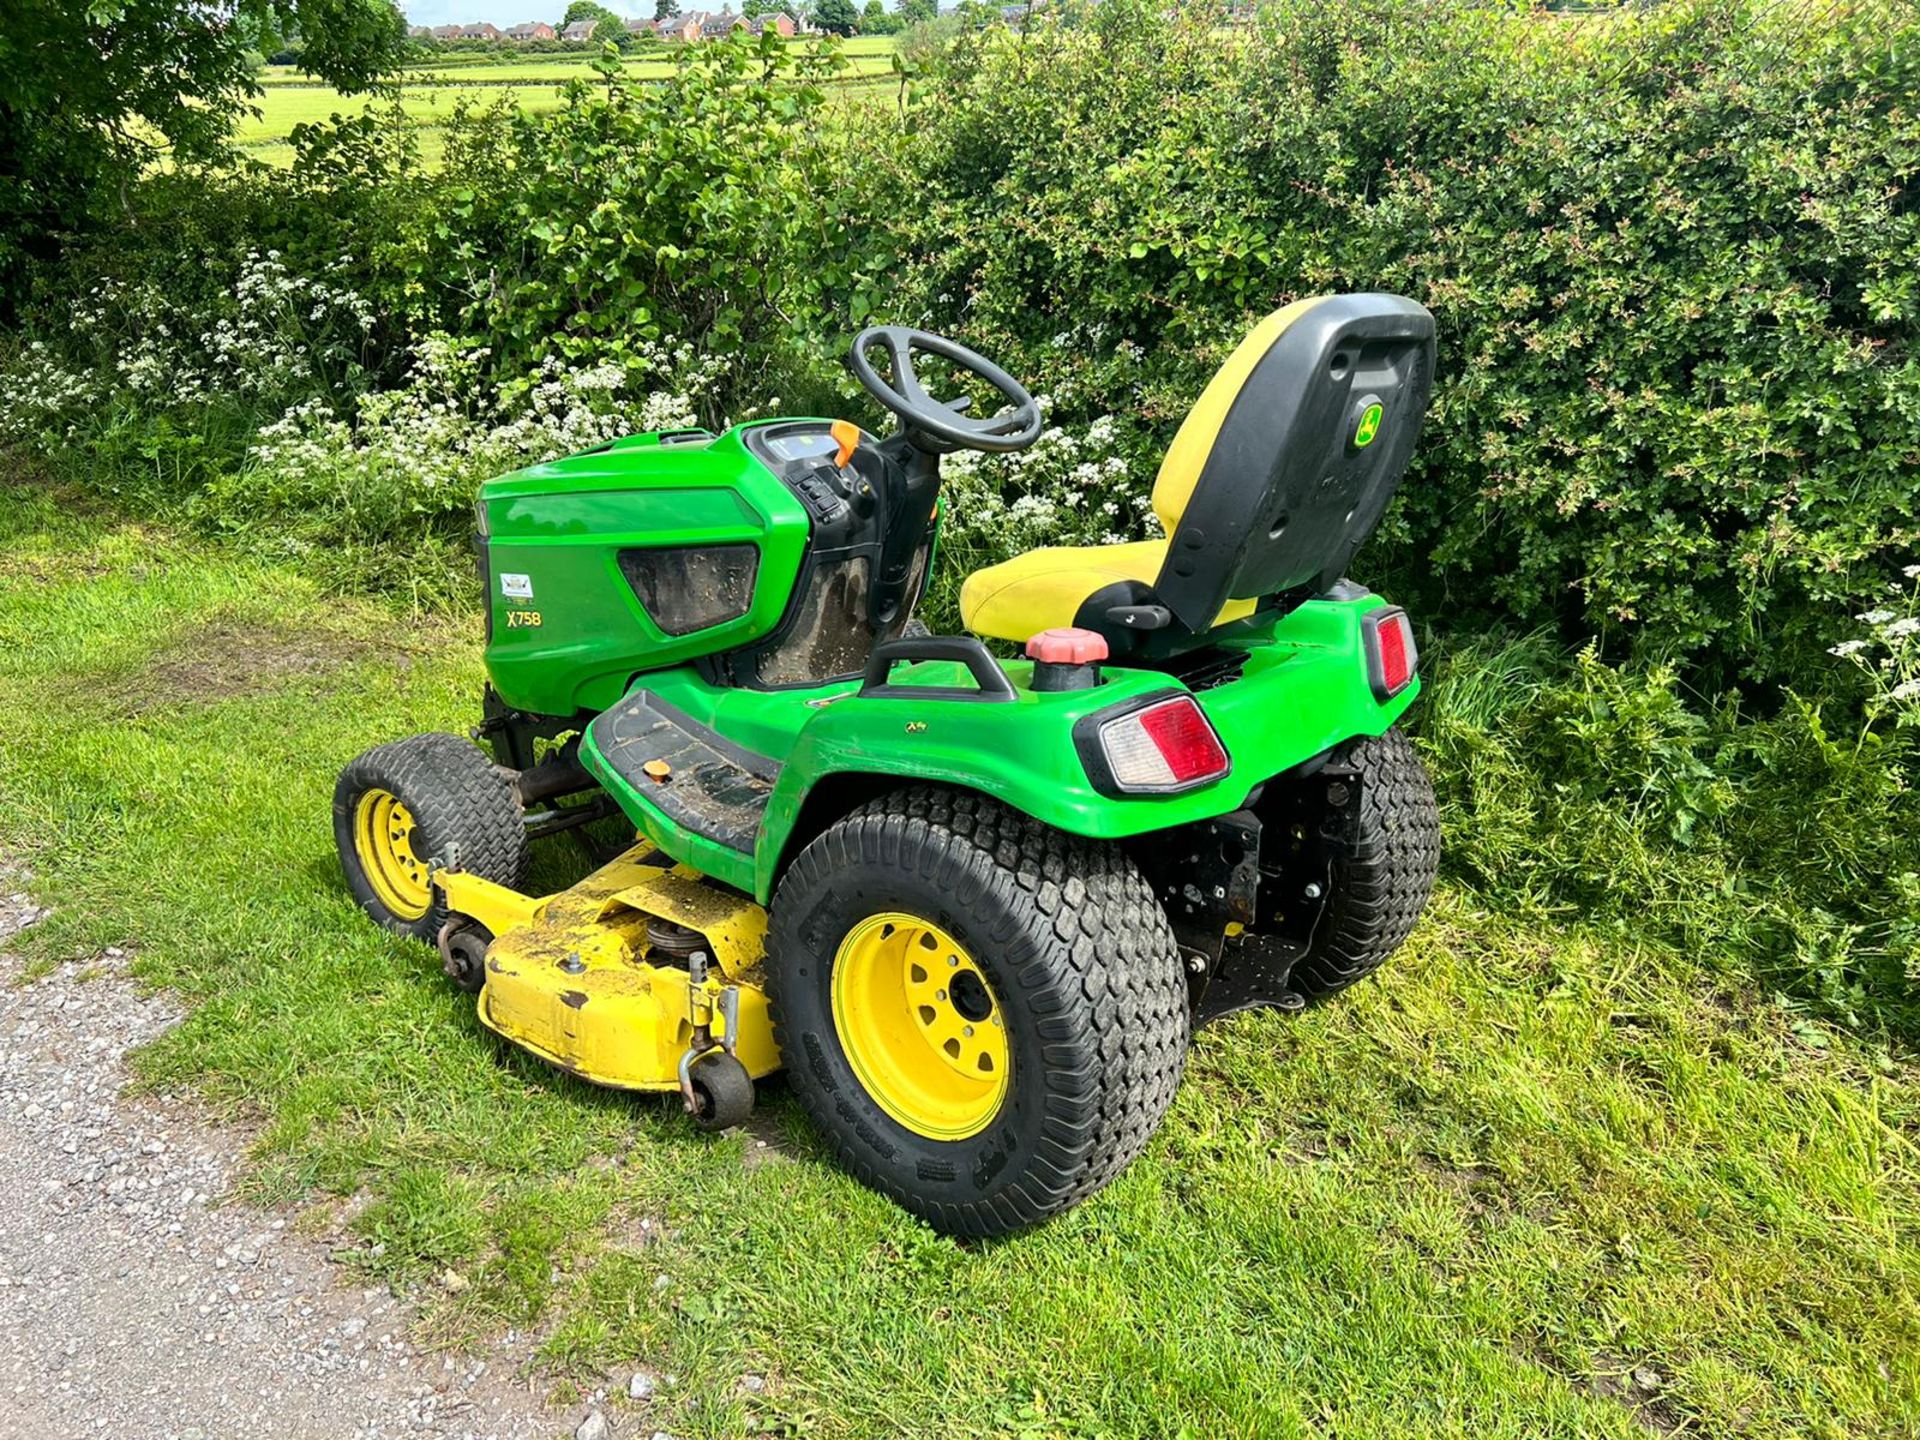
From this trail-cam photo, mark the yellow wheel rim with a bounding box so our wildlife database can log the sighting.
[829,912,1009,1141]
[352,788,432,921]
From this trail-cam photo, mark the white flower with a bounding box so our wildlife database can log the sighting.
[1892,679,1920,703]
[1904,564,1920,579]
[1829,640,1868,657]
[1858,609,1896,625]
[1885,617,1920,639]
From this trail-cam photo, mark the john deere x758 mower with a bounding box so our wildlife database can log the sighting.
[335,294,1441,1235]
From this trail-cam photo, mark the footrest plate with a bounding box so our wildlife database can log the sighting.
[588,690,780,855]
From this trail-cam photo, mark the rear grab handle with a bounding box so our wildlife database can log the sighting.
[860,636,1019,703]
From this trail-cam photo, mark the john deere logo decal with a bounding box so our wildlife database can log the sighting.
[1353,402,1383,449]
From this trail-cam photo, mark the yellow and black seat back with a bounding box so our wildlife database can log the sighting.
[1147,293,1435,635]
[956,293,1435,654]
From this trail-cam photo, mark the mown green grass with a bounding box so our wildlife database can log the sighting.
[256,38,899,86]
[261,58,603,86]
[238,42,902,165]
[1,483,1915,1438]
[239,85,572,145]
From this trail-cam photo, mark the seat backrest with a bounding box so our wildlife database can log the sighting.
[1148,293,1435,634]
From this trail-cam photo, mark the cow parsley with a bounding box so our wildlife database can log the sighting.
[210,334,721,547]
[1829,566,1920,726]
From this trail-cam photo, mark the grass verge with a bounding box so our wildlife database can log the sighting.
[1,484,1915,1438]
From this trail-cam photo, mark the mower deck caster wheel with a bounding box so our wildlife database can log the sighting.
[686,1054,754,1133]
[437,922,492,994]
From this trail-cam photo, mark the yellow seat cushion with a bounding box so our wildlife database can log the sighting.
[959,539,1257,644]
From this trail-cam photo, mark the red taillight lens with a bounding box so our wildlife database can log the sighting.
[1093,696,1230,793]
[1377,616,1411,690]
[1364,607,1418,700]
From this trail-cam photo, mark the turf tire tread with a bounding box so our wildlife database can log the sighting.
[766,786,1189,1236]
[334,732,529,940]
[1287,728,1439,1001]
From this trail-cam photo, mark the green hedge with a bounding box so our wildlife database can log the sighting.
[23,3,1918,692]
[863,0,1920,688]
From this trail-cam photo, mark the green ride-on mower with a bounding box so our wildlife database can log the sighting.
[334,293,1442,1236]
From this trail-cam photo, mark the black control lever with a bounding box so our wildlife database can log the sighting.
[1106,604,1173,631]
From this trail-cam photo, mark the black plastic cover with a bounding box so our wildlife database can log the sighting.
[1154,294,1436,634]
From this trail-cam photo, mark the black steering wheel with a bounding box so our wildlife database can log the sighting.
[847,326,1043,453]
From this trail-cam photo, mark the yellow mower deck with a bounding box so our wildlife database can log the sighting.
[436,843,781,1092]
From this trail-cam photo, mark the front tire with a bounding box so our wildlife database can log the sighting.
[334,733,529,942]
[765,787,1188,1237]
[1288,729,1439,1001]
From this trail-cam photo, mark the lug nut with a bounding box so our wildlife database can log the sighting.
[1304,883,1324,899]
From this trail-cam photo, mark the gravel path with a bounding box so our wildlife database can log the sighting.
[0,869,651,1440]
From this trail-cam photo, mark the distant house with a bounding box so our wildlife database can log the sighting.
[658,12,705,40]
[747,11,796,35]
[407,25,434,38]
[429,23,463,38]
[505,20,556,39]
[699,7,743,37]
[560,19,599,40]
[455,21,503,38]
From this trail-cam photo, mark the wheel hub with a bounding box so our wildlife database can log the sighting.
[353,788,431,920]
[829,912,1008,1141]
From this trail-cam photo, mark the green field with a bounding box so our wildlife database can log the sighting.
[2,482,1913,1439]
[239,39,901,164]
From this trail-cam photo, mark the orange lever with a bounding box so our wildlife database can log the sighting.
[830,419,860,469]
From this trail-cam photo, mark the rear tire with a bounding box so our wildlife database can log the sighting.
[334,733,529,942]
[765,787,1188,1237]
[1288,729,1439,1001]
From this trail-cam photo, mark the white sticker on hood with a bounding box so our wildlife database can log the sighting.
[501,572,534,600]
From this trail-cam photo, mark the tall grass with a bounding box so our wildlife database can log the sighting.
[1419,632,1919,1036]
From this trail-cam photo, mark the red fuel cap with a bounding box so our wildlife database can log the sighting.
[1025,627,1110,665]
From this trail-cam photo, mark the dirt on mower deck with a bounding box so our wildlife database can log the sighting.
[0,866,661,1440]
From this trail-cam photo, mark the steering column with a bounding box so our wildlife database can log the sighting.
[845,326,1043,629]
